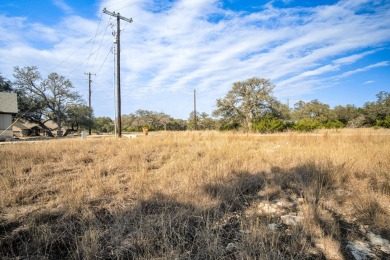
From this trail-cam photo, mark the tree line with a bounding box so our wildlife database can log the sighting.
[213,77,390,132]
[1,67,389,134]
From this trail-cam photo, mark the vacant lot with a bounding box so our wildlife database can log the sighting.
[1,129,390,259]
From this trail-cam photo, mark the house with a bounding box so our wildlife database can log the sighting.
[12,120,64,137]
[12,122,32,137]
[17,122,44,136]
[0,92,18,139]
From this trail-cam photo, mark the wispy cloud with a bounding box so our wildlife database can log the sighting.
[0,0,390,118]
[364,80,375,84]
[52,0,74,14]
[335,61,390,79]
[333,50,377,65]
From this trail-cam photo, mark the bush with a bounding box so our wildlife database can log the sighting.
[218,122,240,131]
[294,119,321,132]
[323,121,344,129]
[253,118,287,133]
[377,116,390,128]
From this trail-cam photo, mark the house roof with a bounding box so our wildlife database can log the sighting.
[0,92,18,114]
[12,122,31,131]
[23,120,59,130]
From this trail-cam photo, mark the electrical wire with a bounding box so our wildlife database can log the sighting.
[97,43,115,74]
[0,105,37,137]
[48,20,112,77]
[49,37,94,73]
[84,12,104,73]
[104,0,130,8]
[66,31,113,78]
[90,17,112,72]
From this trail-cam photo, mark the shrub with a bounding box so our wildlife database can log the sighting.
[294,119,321,132]
[323,121,344,129]
[218,122,240,131]
[376,116,390,128]
[253,117,287,133]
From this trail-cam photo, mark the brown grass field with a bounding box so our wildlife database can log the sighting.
[1,129,390,259]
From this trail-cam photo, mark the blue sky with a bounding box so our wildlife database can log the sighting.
[0,0,389,119]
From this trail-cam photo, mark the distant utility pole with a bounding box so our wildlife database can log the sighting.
[103,8,133,138]
[85,72,95,135]
[194,89,197,130]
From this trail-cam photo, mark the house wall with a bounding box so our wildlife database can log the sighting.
[0,114,13,138]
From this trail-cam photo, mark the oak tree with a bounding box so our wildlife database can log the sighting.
[213,77,278,130]
[13,66,82,137]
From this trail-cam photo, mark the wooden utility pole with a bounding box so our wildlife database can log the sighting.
[194,89,197,130]
[85,72,95,135]
[103,8,132,138]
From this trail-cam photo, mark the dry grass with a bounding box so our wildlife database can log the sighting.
[1,129,390,259]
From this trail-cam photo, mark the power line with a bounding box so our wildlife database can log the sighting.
[97,43,115,74]
[49,37,95,73]
[85,12,104,73]
[90,17,112,72]
[66,31,113,79]
[104,0,130,8]
[50,21,114,77]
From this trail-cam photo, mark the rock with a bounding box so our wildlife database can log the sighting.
[280,214,303,226]
[358,225,368,234]
[257,202,279,214]
[268,223,277,230]
[276,200,294,208]
[262,204,278,214]
[315,243,325,251]
[226,243,238,252]
[347,241,376,260]
[367,232,390,254]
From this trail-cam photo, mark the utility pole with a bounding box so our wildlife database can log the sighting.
[103,8,132,138]
[85,72,95,135]
[194,89,197,130]
[112,45,117,137]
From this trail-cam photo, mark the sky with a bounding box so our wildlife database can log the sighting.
[0,0,389,119]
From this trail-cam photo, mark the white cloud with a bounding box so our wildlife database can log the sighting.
[335,61,390,78]
[364,80,375,84]
[333,50,377,65]
[0,0,390,118]
[52,0,74,14]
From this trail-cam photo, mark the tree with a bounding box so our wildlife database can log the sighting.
[65,104,93,132]
[292,99,336,123]
[363,91,390,125]
[122,114,136,132]
[213,77,278,130]
[333,104,362,126]
[158,112,173,130]
[93,117,114,133]
[266,99,291,120]
[13,66,82,137]
[129,110,174,131]
[187,112,216,130]
[166,118,187,131]
[0,74,13,92]
[13,67,51,136]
